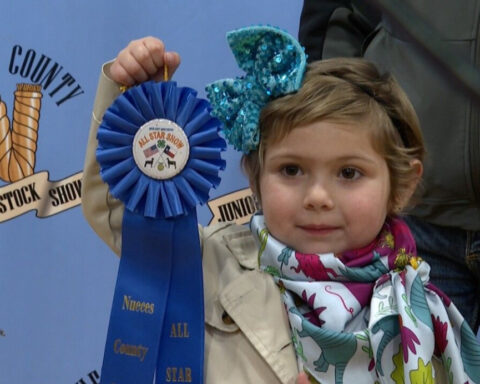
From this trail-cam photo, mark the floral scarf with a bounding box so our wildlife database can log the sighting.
[251,214,480,384]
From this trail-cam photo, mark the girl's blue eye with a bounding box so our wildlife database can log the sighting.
[340,167,360,180]
[282,165,302,176]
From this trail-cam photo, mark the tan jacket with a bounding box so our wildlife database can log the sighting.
[81,65,299,384]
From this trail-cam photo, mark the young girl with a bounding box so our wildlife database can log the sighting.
[82,28,480,384]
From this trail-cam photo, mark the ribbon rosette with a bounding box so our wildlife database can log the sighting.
[97,80,226,218]
[96,81,225,384]
[206,25,307,153]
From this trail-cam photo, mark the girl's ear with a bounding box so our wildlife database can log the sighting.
[407,158,423,195]
[411,158,423,178]
[394,159,423,213]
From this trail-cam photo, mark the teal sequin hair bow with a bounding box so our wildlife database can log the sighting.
[206,25,307,153]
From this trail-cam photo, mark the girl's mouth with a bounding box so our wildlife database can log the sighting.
[299,225,340,235]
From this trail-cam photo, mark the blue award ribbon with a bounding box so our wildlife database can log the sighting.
[96,81,226,384]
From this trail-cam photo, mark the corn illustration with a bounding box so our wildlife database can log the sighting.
[0,84,42,182]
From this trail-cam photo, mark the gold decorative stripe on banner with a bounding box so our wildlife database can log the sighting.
[207,187,260,225]
[0,170,82,222]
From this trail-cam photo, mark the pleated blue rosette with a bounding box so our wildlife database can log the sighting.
[206,25,306,153]
[97,80,226,218]
[96,81,225,384]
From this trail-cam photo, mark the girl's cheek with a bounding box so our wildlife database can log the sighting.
[347,194,387,217]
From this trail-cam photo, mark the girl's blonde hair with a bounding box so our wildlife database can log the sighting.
[242,58,425,213]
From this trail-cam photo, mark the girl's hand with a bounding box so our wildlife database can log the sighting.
[297,372,310,384]
[109,36,181,86]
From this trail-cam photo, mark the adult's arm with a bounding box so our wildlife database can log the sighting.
[299,0,380,61]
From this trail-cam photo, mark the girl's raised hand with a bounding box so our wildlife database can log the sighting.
[109,36,181,86]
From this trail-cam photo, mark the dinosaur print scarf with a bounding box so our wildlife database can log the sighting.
[251,214,480,384]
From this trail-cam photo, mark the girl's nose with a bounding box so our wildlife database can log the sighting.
[303,182,334,210]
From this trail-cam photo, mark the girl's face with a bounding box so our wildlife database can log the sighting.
[258,120,391,255]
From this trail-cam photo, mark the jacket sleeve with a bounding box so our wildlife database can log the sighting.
[299,0,379,61]
[81,62,124,256]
